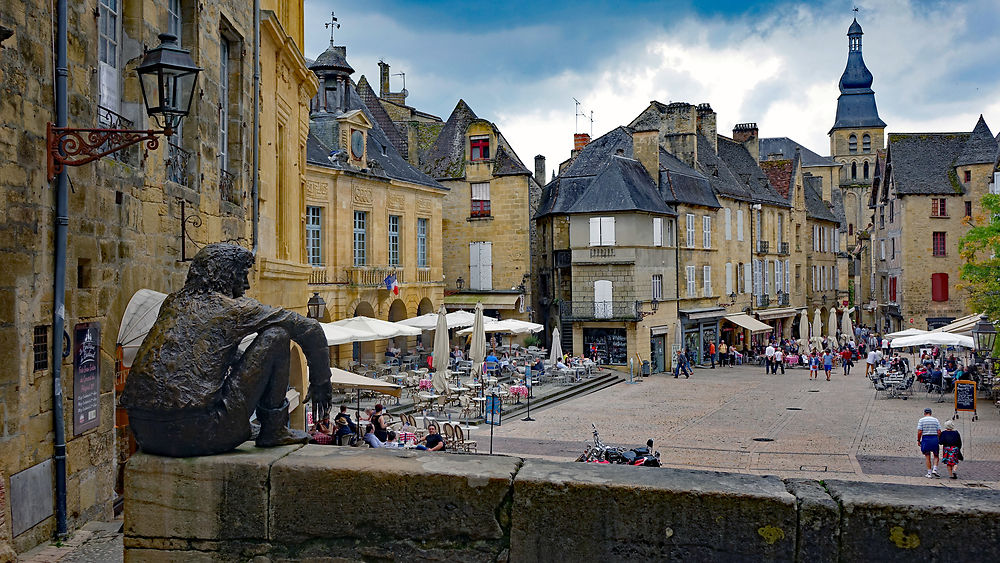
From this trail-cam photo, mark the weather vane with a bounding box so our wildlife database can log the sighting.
[853,6,859,14]
[325,11,340,44]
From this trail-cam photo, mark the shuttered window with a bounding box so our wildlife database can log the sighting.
[653,217,663,247]
[744,262,752,294]
[784,260,790,293]
[931,273,948,302]
[736,209,744,241]
[724,208,732,240]
[686,214,695,248]
[686,266,696,297]
[589,217,615,246]
[702,216,712,248]
[725,263,733,295]
[703,266,712,296]
[469,241,493,290]
[594,280,613,318]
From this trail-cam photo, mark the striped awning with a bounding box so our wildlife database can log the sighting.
[724,313,772,334]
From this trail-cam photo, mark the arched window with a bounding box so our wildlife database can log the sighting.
[594,280,613,319]
[862,134,871,152]
[849,134,858,153]
[851,162,857,180]
[863,161,869,180]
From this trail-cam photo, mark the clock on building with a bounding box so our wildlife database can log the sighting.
[350,130,364,159]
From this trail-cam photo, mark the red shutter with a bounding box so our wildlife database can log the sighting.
[931,273,949,302]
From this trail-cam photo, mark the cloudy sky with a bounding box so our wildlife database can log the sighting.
[302,0,1000,174]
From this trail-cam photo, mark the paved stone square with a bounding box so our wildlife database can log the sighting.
[488,363,1000,488]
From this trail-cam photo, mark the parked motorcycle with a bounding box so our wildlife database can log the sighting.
[576,424,661,467]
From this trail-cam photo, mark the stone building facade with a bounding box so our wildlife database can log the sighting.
[0,0,264,552]
[302,41,447,365]
[869,118,998,331]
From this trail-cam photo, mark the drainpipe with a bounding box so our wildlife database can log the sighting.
[251,0,260,253]
[51,0,69,539]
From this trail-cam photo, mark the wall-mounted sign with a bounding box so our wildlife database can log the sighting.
[73,322,101,435]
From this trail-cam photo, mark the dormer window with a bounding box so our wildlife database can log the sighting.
[470,135,490,161]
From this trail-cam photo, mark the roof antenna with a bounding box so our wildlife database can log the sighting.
[325,11,340,45]
[573,98,594,135]
[393,71,406,93]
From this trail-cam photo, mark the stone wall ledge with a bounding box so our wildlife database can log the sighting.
[124,443,1000,562]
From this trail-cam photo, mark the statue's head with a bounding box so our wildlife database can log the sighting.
[185,243,255,298]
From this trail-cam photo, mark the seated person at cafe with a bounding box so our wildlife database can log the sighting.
[485,351,499,364]
[333,405,356,444]
[555,358,569,370]
[385,345,400,358]
[416,424,446,451]
[382,430,400,448]
[363,424,383,448]
[310,416,335,445]
[371,403,390,442]
[451,346,464,360]
[531,358,544,375]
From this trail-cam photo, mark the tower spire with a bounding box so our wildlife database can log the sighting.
[325,11,340,45]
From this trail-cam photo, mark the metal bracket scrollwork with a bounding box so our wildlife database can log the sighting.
[47,122,167,181]
[179,199,203,262]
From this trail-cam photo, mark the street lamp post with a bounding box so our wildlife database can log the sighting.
[48,22,201,538]
[972,314,997,374]
[307,293,327,320]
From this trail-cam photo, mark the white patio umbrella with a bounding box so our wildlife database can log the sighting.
[550,327,563,363]
[469,302,487,373]
[329,367,401,398]
[319,323,375,345]
[890,332,975,349]
[841,307,855,342]
[811,309,823,350]
[397,310,496,330]
[828,308,839,341]
[329,316,422,341]
[885,328,929,339]
[431,305,451,394]
[456,318,544,335]
[116,289,167,368]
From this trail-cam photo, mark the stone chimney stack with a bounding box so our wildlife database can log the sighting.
[378,60,390,97]
[696,103,717,154]
[534,155,546,185]
[733,123,759,161]
[632,129,660,184]
[570,133,591,159]
[659,102,698,168]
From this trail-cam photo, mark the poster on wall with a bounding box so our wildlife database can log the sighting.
[73,322,101,435]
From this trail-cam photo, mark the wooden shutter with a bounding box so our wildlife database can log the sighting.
[653,217,662,247]
[703,266,711,296]
[601,217,615,245]
[469,242,480,290]
[725,208,732,240]
[744,263,752,294]
[725,263,733,295]
[784,260,790,293]
[480,242,492,290]
[594,280,613,318]
[589,218,600,246]
[737,209,744,241]
[931,273,948,302]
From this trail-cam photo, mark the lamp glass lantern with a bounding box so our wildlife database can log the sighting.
[456,276,465,291]
[650,298,659,314]
[136,33,202,134]
[972,315,997,356]
[307,292,326,320]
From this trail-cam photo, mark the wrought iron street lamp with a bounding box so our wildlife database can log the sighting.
[456,276,465,291]
[307,293,327,320]
[46,33,202,180]
[638,298,659,319]
[728,291,737,306]
[972,315,997,357]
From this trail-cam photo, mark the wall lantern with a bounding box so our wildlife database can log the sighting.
[307,292,327,320]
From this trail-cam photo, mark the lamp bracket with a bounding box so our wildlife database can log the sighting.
[47,122,169,181]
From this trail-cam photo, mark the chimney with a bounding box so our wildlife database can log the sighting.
[534,155,546,184]
[696,103,717,154]
[733,123,759,161]
[574,133,591,152]
[633,129,660,183]
[378,60,390,98]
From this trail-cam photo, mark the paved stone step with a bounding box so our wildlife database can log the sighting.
[501,374,625,419]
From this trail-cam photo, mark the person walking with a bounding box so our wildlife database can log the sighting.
[674,348,691,379]
[940,420,963,479]
[822,349,834,381]
[808,350,820,380]
[917,408,942,478]
[764,342,776,374]
[840,347,853,376]
[865,348,877,377]
[774,347,785,374]
[718,341,728,367]
[709,341,717,369]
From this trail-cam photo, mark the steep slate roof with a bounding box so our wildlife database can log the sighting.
[697,134,752,201]
[658,147,719,208]
[422,100,478,179]
[759,137,837,167]
[830,185,847,228]
[715,136,789,206]
[804,176,837,222]
[493,144,531,176]
[306,83,443,190]
[886,132,970,195]
[955,115,998,167]
[356,75,409,157]
[536,127,675,217]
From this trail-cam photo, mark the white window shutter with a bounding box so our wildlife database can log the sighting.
[737,209,744,241]
[784,260,790,293]
[703,216,711,248]
[725,208,732,240]
[480,242,493,290]
[590,218,600,246]
[703,266,712,296]
[725,263,733,295]
[469,242,480,290]
[764,260,771,295]
[602,217,616,245]
[653,217,662,247]
[775,261,782,294]
[744,262,752,294]
[594,280,613,318]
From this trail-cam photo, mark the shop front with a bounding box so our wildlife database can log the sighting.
[649,325,670,373]
[679,307,725,365]
[582,327,629,365]
[754,307,797,343]
[722,313,771,353]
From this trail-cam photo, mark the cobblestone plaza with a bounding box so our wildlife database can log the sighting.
[489,364,1000,488]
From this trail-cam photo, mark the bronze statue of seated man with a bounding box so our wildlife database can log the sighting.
[120,243,333,457]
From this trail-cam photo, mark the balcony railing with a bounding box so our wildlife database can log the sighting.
[309,267,331,285]
[778,242,789,255]
[97,105,139,167]
[345,267,405,287]
[756,240,769,254]
[590,246,615,258]
[756,294,770,307]
[560,300,639,321]
[220,169,241,206]
[166,142,192,186]
[416,268,435,283]
[777,293,790,306]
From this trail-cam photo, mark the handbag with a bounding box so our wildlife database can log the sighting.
[956,450,964,461]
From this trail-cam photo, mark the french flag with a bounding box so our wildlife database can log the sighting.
[384,274,399,295]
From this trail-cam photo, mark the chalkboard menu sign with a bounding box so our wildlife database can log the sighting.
[954,380,976,413]
[73,322,101,435]
[583,328,628,365]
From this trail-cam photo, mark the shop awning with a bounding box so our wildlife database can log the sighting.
[329,368,401,398]
[755,307,798,320]
[444,293,522,310]
[679,307,726,320]
[723,314,772,334]
[931,313,981,336]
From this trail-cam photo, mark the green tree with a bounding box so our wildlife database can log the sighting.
[958,193,1000,322]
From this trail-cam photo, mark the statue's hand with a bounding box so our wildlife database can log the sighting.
[305,380,333,413]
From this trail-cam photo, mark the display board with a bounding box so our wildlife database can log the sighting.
[954,380,976,413]
[73,322,101,435]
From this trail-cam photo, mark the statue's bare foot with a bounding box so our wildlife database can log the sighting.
[256,427,310,448]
